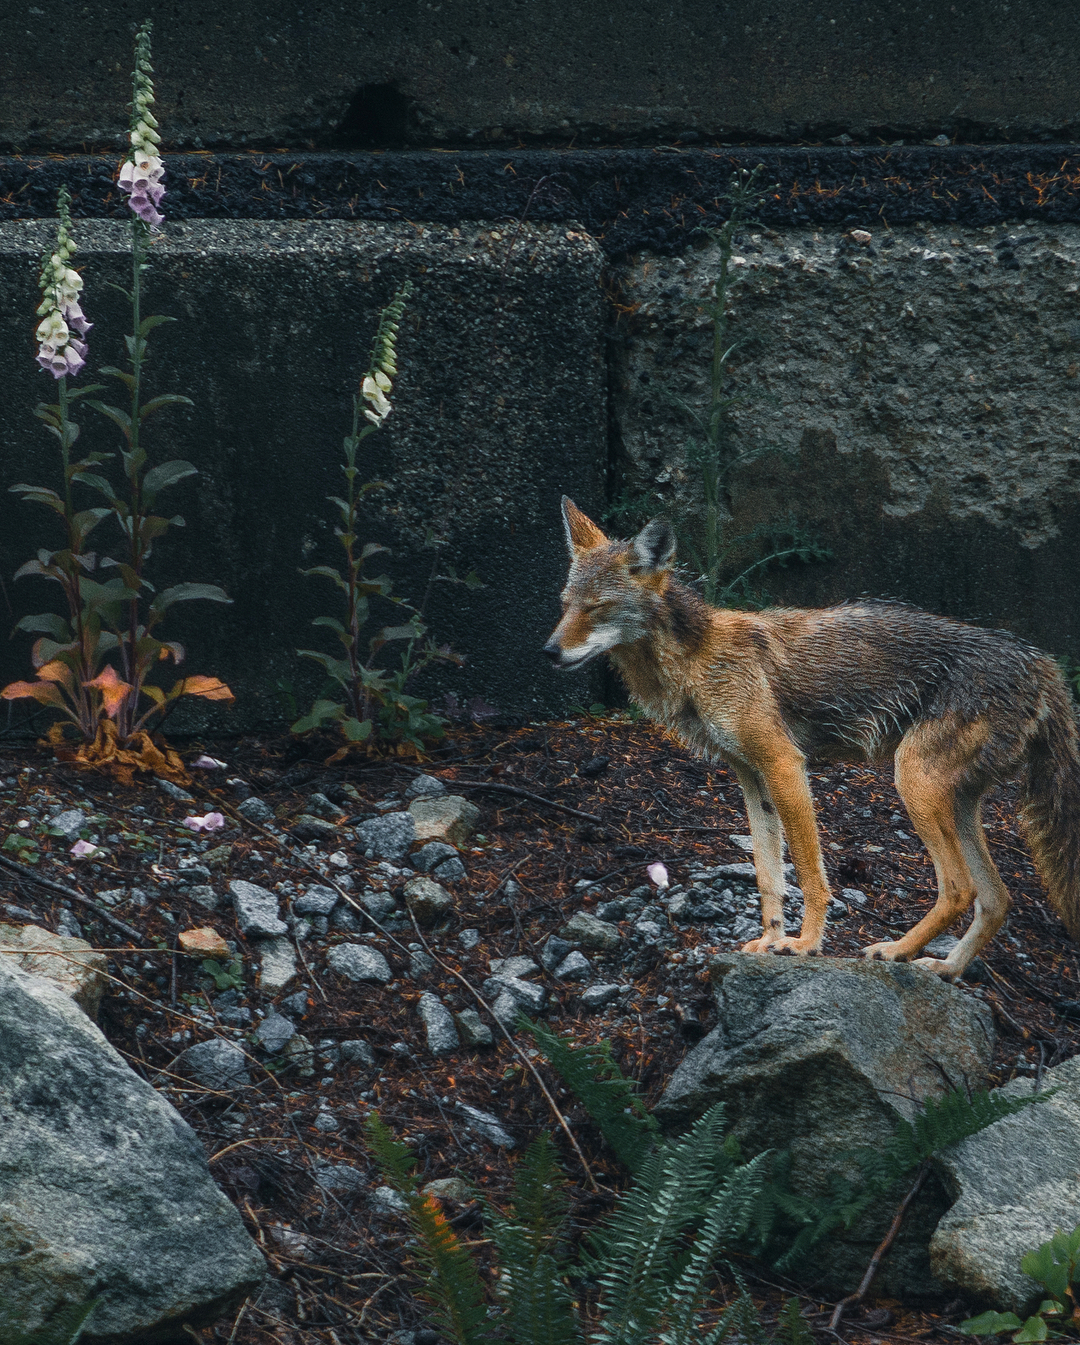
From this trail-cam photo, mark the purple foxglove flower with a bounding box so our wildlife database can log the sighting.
[34,188,90,380]
[119,24,166,228]
[647,861,670,889]
[183,811,226,833]
[70,838,99,858]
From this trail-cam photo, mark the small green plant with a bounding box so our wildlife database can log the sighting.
[201,957,244,992]
[292,284,475,757]
[2,833,40,865]
[962,1225,1080,1341]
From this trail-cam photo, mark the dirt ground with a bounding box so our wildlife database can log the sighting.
[1,714,1076,1344]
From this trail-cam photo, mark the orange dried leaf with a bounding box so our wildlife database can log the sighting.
[83,665,133,719]
[173,675,235,703]
[0,679,65,707]
[37,659,77,692]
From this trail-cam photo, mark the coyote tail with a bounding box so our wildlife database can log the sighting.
[1021,667,1080,942]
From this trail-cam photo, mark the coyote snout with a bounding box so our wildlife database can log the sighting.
[544,494,1080,981]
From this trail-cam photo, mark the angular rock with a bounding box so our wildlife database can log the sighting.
[581,983,620,1010]
[408,949,435,978]
[46,808,87,840]
[457,1103,515,1148]
[357,889,397,923]
[930,1056,1080,1312]
[370,1184,408,1213]
[306,792,345,819]
[433,856,468,883]
[490,955,539,979]
[282,1032,315,1075]
[257,938,297,993]
[179,927,230,960]
[204,843,234,869]
[540,935,574,971]
[355,812,416,861]
[412,841,459,873]
[423,1176,471,1203]
[294,884,340,916]
[0,958,264,1339]
[254,1012,297,1055]
[405,774,448,800]
[235,796,275,826]
[491,990,520,1032]
[315,1164,366,1193]
[404,875,454,925]
[483,975,547,1013]
[656,954,994,1300]
[554,951,593,981]
[338,1039,376,1068]
[180,1038,251,1091]
[157,778,196,803]
[290,814,339,843]
[229,880,288,938]
[561,911,622,952]
[418,993,461,1056]
[326,942,393,984]
[455,1008,494,1047]
[279,991,310,1019]
[188,884,220,911]
[314,1109,339,1132]
[459,928,480,950]
[408,795,480,847]
[0,923,107,1019]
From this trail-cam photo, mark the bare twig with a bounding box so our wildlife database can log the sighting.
[0,851,144,942]
[437,779,602,824]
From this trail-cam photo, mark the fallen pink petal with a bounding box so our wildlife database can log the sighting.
[191,755,227,769]
[647,861,669,889]
[69,839,98,858]
[183,812,226,833]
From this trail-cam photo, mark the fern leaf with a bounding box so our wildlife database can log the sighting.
[363,1111,421,1195]
[775,1297,815,1345]
[408,1194,490,1345]
[522,1017,659,1171]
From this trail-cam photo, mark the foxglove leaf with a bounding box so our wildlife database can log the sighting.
[142,459,198,494]
[148,583,231,618]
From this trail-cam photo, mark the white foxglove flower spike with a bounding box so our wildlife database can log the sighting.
[35,186,90,379]
[118,21,166,227]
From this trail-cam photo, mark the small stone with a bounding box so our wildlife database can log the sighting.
[314,1110,339,1132]
[354,812,416,861]
[581,983,620,1010]
[459,929,480,950]
[326,943,393,984]
[404,876,454,925]
[433,857,468,883]
[229,880,287,937]
[316,1164,366,1193]
[179,1038,249,1090]
[254,1011,296,1054]
[56,912,83,940]
[294,884,339,916]
[290,814,339,843]
[218,1006,252,1027]
[279,991,310,1019]
[540,935,574,971]
[282,1032,315,1075]
[47,808,87,840]
[178,927,230,959]
[2,904,37,922]
[156,779,194,803]
[405,774,447,800]
[369,1183,408,1212]
[408,950,435,978]
[418,993,460,1056]
[456,1103,515,1148]
[422,1177,470,1203]
[596,900,627,922]
[841,888,868,906]
[411,841,459,873]
[483,976,546,1013]
[561,911,622,952]
[307,792,345,819]
[554,951,592,981]
[338,1039,376,1068]
[489,956,539,979]
[204,844,234,869]
[491,990,520,1032]
[454,1008,494,1047]
[187,885,219,911]
[408,795,480,848]
[331,906,363,934]
[635,919,664,942]
[258,938,298,993]
[667,893,694,921]
[235,797,274,826]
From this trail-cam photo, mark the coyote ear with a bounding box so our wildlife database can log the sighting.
[561,496,608,556]
[630,518,677,573]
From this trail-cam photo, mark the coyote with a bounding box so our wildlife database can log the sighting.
[542,497,1080,979]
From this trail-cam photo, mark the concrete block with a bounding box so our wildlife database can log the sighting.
[0,220,605,729]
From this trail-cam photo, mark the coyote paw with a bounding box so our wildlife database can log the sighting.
[861,940,912,962]
[912,956,959,981]
[742,935,821,956]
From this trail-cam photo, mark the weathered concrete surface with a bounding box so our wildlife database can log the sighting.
[3,3,1080,151]
[0,220,605,729]
[931,1055,1080,1314]
[656,954,994,1302]
[612,220,1080,658]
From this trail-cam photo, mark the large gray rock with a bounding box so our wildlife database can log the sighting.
[930,1056,1080,1313]
[229,880,288,938]
[656,954,994,1302]
[0,956,264,1340]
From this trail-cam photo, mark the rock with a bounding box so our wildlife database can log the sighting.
[188,884,220,911]
[492,990,521,1032]
[540,935,575,971]
[180,1038,251,1091]
[0,923,107,1019]
[370,1184,408,1213]
[307,792,345,819]
[258,938,297,993]
[596,899,628,922]
[178,860,213,882]
[2,904,36,921]
[490,955,539,979]
[561,911,622,952]
[269,1225,313,1259]
[282,1032,315,1075]
[581,983,620,1010]
[279,990,309,1018]
[204,843,234,869]
[656,954,994,1300]
[408,949,435,978]
[412,841,459,873]
[408,795,480,847]
[56,910,82,940]
[433,856,468,883]
[0,957,264,1339]
[254,1012,296,1054]
[418,993,461,1056]
[294,884,340,916]
[235,796,275,826]
[483,976,547,1013]
[314,1109,339,1132]
[290,814,339,843]
[709,861,796,881]
[405,774,448,800]
[326,943,393,984]
[404,875,454,925]
[423,1177,471,1203]
[456,1103,515,1148]
[555,951,593,981]
[930,1056,1080,1312]
[455,1009,494,1047]
[459,928,480,950]
[179,927,231,959]
[635,918,664,942]
[338,1039,376,1068]
[331,906,363,934]
[355,812,416,861]
[316,1164,366,1194]
[229,880,288,938]
[46,808,87,840]
[358,889,398,923]
[841,888,868,906]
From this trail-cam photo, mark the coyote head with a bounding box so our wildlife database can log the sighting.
[542,497,678,670]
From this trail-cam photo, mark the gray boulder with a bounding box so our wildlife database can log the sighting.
[417,993,461,1056]
[404,875,454,925]
[555,951,593,981]
[355,812,416,861]
[229,880,288,938]
[656,954,994,1302]
[433,856,468,883]
[456,1103,515,1147]
[455,1008,494,1047]
[0,956,264,1340]
[930,1056,1080,1312]
[326,942,393,984]
[581,983,620,1010]
[483,975,547,1013]
[47,808,87,840]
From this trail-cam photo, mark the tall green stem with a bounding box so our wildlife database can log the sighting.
[56,376,93,731]
[120,219,147,736]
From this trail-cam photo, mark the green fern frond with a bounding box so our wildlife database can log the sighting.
[408,1193,491,1345]
[521,1017,659,1171]
[509,1132,570,1240]
[0,1298,99,1345]
[363,1111,421,1195]
[775,1297,814,1345]
[698,1276,766,1345]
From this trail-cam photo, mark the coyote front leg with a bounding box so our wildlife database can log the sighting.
[739,750,832,954]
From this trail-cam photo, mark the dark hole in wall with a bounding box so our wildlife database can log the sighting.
[334,84,414,148]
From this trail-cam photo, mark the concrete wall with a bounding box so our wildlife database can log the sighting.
[0,220,606,730]
[3,1,1080,152]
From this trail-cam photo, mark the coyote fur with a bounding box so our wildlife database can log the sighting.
[542,497,1080,979]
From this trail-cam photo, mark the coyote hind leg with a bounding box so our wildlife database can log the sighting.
[731,762,789,950]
